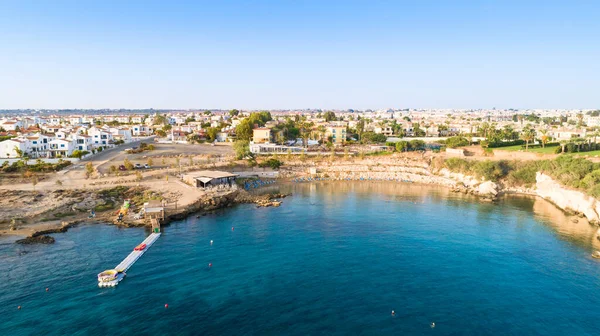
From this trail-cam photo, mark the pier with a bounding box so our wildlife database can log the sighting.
[97,232,161,287]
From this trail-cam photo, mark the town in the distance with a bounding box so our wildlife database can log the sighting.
[1,107,598,160]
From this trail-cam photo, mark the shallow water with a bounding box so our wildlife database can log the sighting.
[1,182,600,335]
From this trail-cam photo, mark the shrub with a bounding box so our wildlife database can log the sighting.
[70,150,90,159]
[445,136,470,148]
[395,141,409,152]
[485,139,525,148]
[258,158,283,170]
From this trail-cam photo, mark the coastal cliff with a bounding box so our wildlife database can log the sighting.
[283,156,600,223]
[282,157,501,198]
[535,172,600,223]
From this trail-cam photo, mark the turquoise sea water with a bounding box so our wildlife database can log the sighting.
[2,182,600,335]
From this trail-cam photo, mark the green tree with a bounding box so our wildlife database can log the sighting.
[356,119,365,141]
[124,159,134,171]
[206,127,219,141]
[235,119,253,141]
[323,111,337,122]
[233,140,251,159]
[13,146,23,158]
[396,141,409,152]
[520,126,535,151]
[85,162,94,178]
[153,114,168,125]
[70,150,89,159]
[229,109,240,117]
[540,129,549,148]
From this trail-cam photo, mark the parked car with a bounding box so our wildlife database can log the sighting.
[134,163,143,169]
[118,165,126,171]
[144,164,151,169]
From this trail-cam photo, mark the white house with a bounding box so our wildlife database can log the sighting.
[116,116,130,124]
[89,127,114,148]
[1,120,23,131]
[72,134,93,152]
[132,124,151,136]
[109,127,132,143]
[0,139,28,158]
[49,139,74,158]
[25,133,52,158]
[69,116,83,125]
[131,115,145,124]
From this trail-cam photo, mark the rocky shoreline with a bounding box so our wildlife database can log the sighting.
[16,190,291,244]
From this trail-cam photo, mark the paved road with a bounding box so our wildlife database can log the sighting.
[61,137,155,178]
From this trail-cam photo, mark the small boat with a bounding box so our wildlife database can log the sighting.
[98,269,118,282]
[592,251,600,259]
[134,243,147,251]
[97,269,126,287]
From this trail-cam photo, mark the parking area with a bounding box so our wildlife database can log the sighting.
[96,143,234,173]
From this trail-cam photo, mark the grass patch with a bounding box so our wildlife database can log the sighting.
[53,212,76,219]
[570,150,600,157]
[94,201,115,212]
[494,145,557,154]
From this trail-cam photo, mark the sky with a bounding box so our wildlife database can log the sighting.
[0,0,599,110]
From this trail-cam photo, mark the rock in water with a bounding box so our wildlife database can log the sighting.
[16,235,55,244]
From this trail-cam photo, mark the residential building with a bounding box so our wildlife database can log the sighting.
[252,128,271,144]
[0,139,28,158]
[49,139,74,158]
[326,125,347,145]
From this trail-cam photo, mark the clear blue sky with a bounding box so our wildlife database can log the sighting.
[1,0,599,110]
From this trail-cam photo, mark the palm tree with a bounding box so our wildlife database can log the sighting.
[502,125,514,141]
[559,140,568,154]
[521,127,535,151]
[540,129,549,148]
[317,125,327,143]
[298,121,314,148]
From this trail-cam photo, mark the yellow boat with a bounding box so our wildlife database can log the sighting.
[97,269,119,282]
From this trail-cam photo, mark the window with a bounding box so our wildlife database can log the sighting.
[33,141,37,144]
[60,144,65,148]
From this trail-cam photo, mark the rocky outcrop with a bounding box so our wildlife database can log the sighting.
[16,235,55,244]
[477,181,499,197]
[535,172,600,223]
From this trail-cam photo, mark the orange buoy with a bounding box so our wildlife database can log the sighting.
[165,304,168,308]
[18,306,21,310]
[46,288,49,292]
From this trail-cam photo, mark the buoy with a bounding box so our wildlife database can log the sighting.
[431,322,435,328]
[209,263,212,267]
[18,306,21,310]
[231,227,234,231]
[391,310,395,316]
[164,304,168,308]
[210,240,213,245]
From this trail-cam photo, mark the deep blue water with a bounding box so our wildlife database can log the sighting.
[2,182,600,335]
